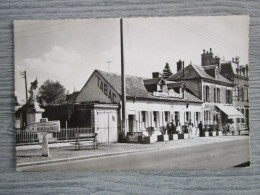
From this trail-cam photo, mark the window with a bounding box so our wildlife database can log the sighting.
[237,86,240,101]
[214,88,216,103]
[141,111,146,122]
[213,114,219,124]
[204,110,210,125]
[153,111,157,122]
[241,109,245,123]
[241,87,244,101]
[246,87,249,102]
[185,112,191,122]
[174,112,180,122]
[206,86,210,102]
[217,88,220,103]
[226,89,232,104]
[153,111,159,128]
[203,85,210,102]
[195,112,201,125]
[164,111,169,122]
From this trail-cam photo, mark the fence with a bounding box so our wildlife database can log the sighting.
[16,127,94,145]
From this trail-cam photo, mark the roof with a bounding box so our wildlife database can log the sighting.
[66,92,80,103]
[220,62,236,75]
[97,70,150,98]
[166,82,184,89]
[143,78,162,85]
[96,70,202,103]
[168,64,233,85]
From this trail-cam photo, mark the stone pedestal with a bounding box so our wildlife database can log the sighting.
[201,131,209,137]
[142,136,157,144]
[209,131,216,136]
[157,135,169,142]
[26,101,45,124]
[178,133,188,139]
[169,134,178,140]
[216,131,223,136]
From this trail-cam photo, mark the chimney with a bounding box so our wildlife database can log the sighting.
[152,72,160,78]
[177,60,182,72]
[210,48,212,53]
[203,49,205,54]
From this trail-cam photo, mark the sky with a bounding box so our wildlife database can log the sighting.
[14,15,249,103]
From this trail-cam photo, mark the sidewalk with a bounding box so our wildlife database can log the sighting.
[16,135,249,167]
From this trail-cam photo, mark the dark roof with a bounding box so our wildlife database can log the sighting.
[143,78,161,85]
[66,92,80,103]
[220,62,235,75]
[96,70,202,103]
[168,64,233,85]
[97,70,150,98]
[166,82,184,89]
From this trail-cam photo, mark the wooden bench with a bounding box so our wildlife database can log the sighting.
[72,133,98,150]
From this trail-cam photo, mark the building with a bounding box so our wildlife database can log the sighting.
[167,56,243,132]
[76,70,202,142]
[201,48,249,130]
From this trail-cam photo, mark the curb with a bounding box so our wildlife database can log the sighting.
[17,147,159,167]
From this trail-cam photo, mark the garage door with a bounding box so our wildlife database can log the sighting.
[97,111,118,143]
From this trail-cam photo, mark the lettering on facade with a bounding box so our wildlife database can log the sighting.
[97,76,117,103]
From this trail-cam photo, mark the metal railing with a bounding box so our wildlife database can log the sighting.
[16,127,94,145]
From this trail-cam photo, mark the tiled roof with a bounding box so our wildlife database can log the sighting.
[97,70,150,98]
[66,92,80,103]
[168,64,233,85]
[143,78,161,85]
[96,70,202,103]
[220,62,236,75]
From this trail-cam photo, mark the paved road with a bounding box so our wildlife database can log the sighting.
[20,138,250,171]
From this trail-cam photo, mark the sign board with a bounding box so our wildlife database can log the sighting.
[26,120,60,133]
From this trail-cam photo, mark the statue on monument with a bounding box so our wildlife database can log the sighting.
[28,78,38,104]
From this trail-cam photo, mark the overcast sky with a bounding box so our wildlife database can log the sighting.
[14,15,249,103]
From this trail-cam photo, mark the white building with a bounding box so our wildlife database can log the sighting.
[76,70,202,142]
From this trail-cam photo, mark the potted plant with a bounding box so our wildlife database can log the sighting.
[142,127,156,144]
[157,126,169,142]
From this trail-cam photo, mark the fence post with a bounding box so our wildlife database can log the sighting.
[66,121,68,141]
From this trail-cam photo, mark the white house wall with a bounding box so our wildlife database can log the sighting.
[76,71,121,104]
[125,100,202,132]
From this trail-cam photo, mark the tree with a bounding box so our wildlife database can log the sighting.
[37,80,66,105]
[162,62,173,79]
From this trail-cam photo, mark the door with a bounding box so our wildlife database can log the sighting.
[128,115,134,132]
[97,111,118,143]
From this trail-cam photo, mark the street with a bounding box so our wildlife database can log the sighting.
[19,137,250,171]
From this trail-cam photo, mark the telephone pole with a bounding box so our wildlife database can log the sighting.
[120,18,126,139]
[20,70,28,102]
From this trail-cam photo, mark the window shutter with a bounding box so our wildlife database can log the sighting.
[203,85,206,102]
[226,89,228,103]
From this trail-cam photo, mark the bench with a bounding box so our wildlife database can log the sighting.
[72,133,98,150]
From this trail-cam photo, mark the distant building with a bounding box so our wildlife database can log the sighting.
[168,60,239,131]
[201,48,249,130]
[65,91,80,104]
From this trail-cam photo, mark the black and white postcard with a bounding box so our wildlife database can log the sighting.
[15,16,250,171]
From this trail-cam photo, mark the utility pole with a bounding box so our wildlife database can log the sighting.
[120,18,126,140]
[107,61,111,72]
[20,70,28,102]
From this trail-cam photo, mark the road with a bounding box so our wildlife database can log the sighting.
[20,138,250,171]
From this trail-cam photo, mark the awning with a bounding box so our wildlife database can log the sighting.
[216,105,244,119]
